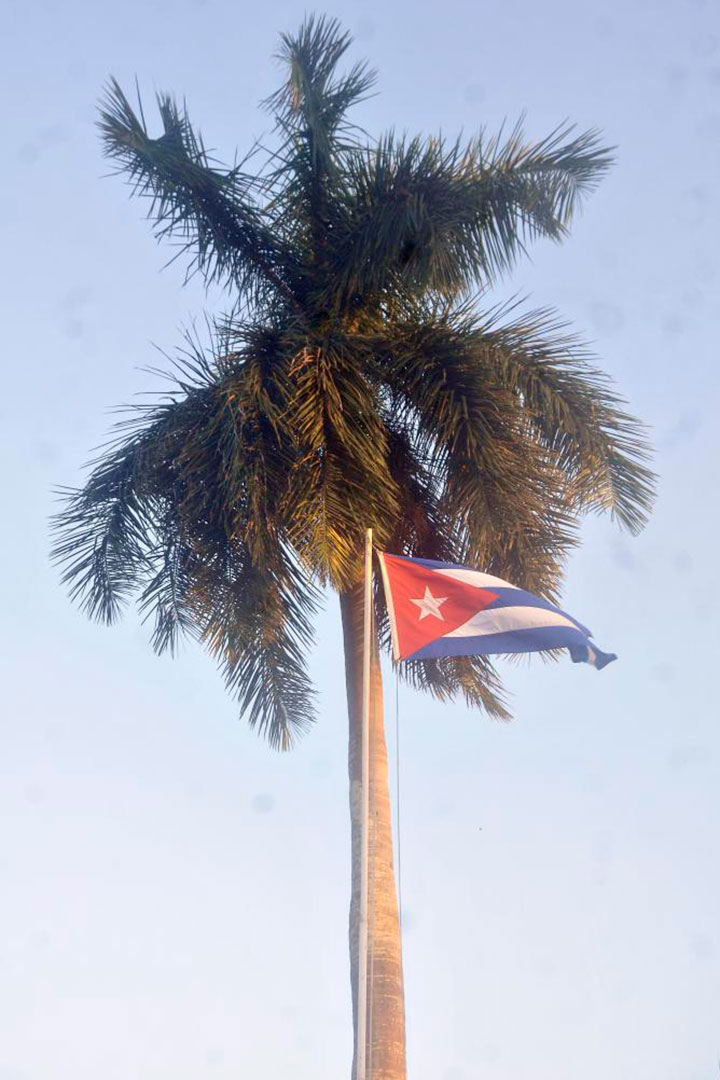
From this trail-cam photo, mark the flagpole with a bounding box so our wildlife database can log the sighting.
[356,527,373,1080]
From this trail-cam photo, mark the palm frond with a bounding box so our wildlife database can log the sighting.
[98,79,299,305]
[52,453,154,624]
[324,124,612,310]
[460,122,613,278]
[467,305,656,533]
[369,317,579,597]
[137,532,198,655]
[262,16,375,288]
[264,15,376,142]
[400,653,511,719]
[196,542,319,750]
[52,331,318,747]
[282,339,400,587]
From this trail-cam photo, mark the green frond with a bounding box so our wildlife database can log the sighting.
[137,533,198,655]
[52,330,318,747]
[282,339,400,588]
[329,133,476,306]
[380,421,457,561]
[264,15,376,137]
[461,122,613,275]
[324,124,613,311]
[468,305,656,533]
[370,319,579,597]
[401,654,511,720]
[197,546,319,750]
[52,460,152,625]
[98,79,299,304]
[262,16,375,288]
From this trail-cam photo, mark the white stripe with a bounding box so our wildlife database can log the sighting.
[433,567,520,590]
[445,604,580,639]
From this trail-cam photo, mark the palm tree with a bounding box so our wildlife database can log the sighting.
[52,16,654,1080]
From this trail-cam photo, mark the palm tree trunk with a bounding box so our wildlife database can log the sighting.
[340,585,406,1080]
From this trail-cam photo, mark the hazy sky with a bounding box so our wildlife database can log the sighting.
[1,0,719,1078]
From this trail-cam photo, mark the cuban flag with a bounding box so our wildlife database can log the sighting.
[378,552,616,669]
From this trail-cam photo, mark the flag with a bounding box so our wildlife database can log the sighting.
[377,552,616,669]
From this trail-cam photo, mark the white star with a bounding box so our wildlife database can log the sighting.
[410,586,448,621]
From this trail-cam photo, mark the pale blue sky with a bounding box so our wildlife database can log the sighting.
[1,0,719,1078]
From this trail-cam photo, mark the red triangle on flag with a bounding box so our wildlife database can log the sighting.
[381,553,499,660]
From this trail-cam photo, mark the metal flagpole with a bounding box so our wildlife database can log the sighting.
[356,527,373,1080]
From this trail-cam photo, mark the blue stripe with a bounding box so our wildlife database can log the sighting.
[389,554,468,571]
[406,624,616,669]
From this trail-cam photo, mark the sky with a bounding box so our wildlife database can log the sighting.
[1,0,719,1078]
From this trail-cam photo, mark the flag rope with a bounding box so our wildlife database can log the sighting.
[368,654,376,1078]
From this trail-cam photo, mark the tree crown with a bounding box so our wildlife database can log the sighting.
[53,16,654,747]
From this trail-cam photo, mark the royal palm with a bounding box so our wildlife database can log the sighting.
[53,17,653,1080]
